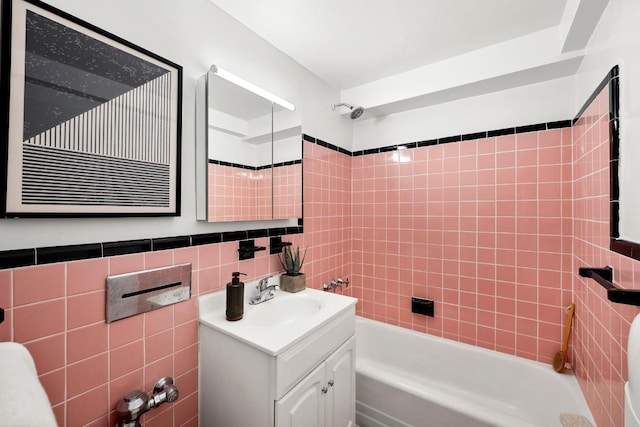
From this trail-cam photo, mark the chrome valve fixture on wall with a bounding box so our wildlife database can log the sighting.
[323,277,349,292]
[116,377,179,427]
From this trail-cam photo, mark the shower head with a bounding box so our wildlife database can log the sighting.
[332,102,365,120]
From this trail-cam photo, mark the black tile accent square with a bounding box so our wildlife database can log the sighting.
[38,243,102,265]
[302,134,316,143]
[417,139,438,147]
[153,236,191,251]
[610,76,620,120]
[515,123,546,134]
[222,231,248,242]
[461,131,487,141]
[103,239,152,257]
[411,297,434,317]
[438,135,462,144]
[547,120,573,129]
[487,127,515,137]
[268,227,287,237]
[0,248,36,269]
[379,145,397,153]
[190,233,223,246]
[247,229,269,239]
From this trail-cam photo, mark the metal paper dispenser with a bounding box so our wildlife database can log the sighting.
[106,263,192,323]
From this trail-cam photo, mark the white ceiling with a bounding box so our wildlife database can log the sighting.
[209,0,569,90]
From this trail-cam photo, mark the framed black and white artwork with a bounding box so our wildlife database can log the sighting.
[0,0,182,217]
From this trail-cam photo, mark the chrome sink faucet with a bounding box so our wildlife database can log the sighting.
[249,276,279,305]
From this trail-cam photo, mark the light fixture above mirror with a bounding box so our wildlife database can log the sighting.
[195,65,302,223]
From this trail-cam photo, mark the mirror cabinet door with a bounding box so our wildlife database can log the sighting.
[273,105,303,220]
[196,68,301,223]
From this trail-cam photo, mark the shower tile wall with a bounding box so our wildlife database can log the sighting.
[573,84,640,427]
[351,128,574,363]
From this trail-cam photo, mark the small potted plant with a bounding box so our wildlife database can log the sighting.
[278,246,307,292]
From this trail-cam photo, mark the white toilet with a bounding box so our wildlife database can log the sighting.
[625,313,640,427]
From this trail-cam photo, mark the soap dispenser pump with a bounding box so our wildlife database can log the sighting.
[226,272,246,321]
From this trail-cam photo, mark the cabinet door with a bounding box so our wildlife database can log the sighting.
[324,336,356,427]
[275,363,326,427]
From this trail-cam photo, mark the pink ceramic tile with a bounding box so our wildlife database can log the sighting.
[145,306,175,336]
[14,299,65,342]
[68,322,108,364]
[109,314,143,349]
[109,368,143,410]
[174,320,198,351]
[145,250,174,270]
[24,334,65,374]
[0,269,12,306]
[66,384,109,427]
[110,340,143,380]
[174,390,199,426]
[67,258,109,295]
[0,308,11,341]
[145,329,173,363]
[109,254,144,276]
[13,263,65,306]
[68,290,106,329]
[67,353,108,398]
[144,355,174,391]
[175,344,198,377]
[39,368,65,406]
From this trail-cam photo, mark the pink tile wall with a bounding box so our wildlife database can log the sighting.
[351,129,574,363]
[208,163,271,221]
[273,163,303,220]
[572,85,640,427]
[299,142,352,291]
[0,141,349,427]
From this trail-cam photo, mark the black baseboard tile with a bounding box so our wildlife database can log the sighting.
[0,248,36,269]
[37,243,102,265]
[152,236,191,251]
[103,239,152,257]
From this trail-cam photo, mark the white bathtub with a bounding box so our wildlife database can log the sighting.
[355,317,594,427]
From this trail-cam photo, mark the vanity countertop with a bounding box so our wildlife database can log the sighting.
[198,285,357,355]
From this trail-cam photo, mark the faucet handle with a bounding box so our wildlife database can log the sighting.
[336,277,350,287]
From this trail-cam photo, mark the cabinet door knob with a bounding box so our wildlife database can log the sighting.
[328,380,334,387]
[321,386,328,394]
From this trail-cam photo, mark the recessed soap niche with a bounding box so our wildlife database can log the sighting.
[106,263,192,323]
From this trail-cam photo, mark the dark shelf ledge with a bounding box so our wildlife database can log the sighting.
[579,266,640,306]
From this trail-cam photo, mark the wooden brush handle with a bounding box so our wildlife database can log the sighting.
[561,304,575,353]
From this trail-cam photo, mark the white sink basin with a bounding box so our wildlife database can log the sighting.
[198,279,357,355]
[250,294,323,327]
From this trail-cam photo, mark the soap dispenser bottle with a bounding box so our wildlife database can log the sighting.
[226,272,246,321]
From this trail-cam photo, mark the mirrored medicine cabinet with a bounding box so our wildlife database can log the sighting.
[195,65,302,223]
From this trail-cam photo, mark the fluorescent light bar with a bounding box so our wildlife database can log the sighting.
[210,65,295,112]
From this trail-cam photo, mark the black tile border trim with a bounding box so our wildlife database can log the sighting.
[209,159,301,170]
[305,119,573,158]
[0,225,304,270]
[596,66,640,261]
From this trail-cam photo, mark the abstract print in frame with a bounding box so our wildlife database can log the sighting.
[0,0,182,217]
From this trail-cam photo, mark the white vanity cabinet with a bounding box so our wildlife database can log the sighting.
[276,336,355,427]
[198,288,357,427]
